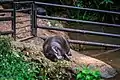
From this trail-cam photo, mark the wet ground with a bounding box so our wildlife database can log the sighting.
[80,49,120,80]
[67,23,120,80]
[96,50,120,80]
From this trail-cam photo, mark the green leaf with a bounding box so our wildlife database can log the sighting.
[76,73,82,80]
[86,75,91,80]
[92,71,101,78]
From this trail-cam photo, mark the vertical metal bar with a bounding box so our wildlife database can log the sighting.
[12,1,16,40]
[31,1,37,37]
[34,2,37,37]
[31,1,34,36]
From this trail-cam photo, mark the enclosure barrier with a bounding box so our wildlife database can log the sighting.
[37,25,120,38]
[0,17,13,21]
[40,36,120,48]
[0,9,13,12]
[0,1,120,48]
[0,1,32,40]
[34,1,120,48]
[0,30,14,35]
[35,2,120,15]
[37,15,120,28]
[13,1,35,36]
[0,0,16,39]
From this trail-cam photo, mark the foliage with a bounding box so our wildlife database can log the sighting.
[38,0,119,23]
[0,36,11,55]
[0,36,39,80]
[1,0,119,23]
[74,65,102,80]
[37,58,71,80]
[0,36,72,80]
[0,36,103,80]
[38,59,103,80]
[67,0,114,22]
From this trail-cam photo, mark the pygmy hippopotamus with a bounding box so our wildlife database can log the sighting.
[43,36,71,62]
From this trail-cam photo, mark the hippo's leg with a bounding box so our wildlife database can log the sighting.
[67,51,72,56]
[64,53,71,61]
[54,53,63,60]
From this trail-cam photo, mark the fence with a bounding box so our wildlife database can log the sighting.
[34,1,120,48]
[0,1,32,40]
[0,1,16,39]
[0,1,120,48]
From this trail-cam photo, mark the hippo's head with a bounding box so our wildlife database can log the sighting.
[51,46,63,60]
[44,46,63,62]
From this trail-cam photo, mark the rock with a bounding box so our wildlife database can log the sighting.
[11,40,117,78]
[37,7,46,15]
[25,7,46,15]
[70,49,117,78]
[11,39,44,57]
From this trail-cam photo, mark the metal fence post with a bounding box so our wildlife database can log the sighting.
[12,1,16,40]
[31,1,37,37]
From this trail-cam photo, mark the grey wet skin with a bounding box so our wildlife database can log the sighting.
[43,36,71,62]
